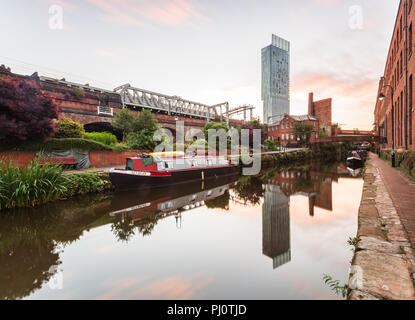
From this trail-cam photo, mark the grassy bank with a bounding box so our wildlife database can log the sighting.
[0,160,111,210]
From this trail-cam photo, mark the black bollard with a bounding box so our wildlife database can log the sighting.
[391,152,395,167]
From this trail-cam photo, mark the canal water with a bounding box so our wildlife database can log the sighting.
[0,162,363,300]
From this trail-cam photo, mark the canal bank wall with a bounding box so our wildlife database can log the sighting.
[348,155,415,300]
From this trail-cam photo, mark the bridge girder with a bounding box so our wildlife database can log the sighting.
[113,84,228,122]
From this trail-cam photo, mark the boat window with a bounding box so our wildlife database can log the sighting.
[126,159,133,170]
[164,162,169,169]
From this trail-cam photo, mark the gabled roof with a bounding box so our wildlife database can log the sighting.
[269,114,318,126]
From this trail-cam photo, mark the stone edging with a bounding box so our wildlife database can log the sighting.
[348,158,415,300]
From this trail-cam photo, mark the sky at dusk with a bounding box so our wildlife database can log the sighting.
[1,0,400,129]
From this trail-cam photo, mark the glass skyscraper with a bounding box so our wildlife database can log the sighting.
[261,34,290,124]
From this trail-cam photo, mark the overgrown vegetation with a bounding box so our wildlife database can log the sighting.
[380,149,415,179]
[83,132,117,146]
[112,108,159,150]
[54,118,85,139]
[263,139,280,151]
[293,122,314,145]
[322,274,348,298]
[0,72,58,146]
[0,160,67,210]
[0,160,112,210]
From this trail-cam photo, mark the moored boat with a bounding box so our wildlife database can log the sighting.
[109,152,239,191]
[346,150,363,168]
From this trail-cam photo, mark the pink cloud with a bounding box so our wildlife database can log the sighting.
[88,0,209,26]
[291,71,378,129]
[130,274,211,299]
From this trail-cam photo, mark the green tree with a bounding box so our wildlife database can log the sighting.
[111,108,159,143]
[133,109,159,132]
[247,118,264,129]
[264,139,279,151]
[111,108,137,140]
[293,122,314,145]
[319,128,329,138]
[203,122,229,151]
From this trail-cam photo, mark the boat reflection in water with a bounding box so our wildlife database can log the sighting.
[0,161,364,299]
[108,174,239,236]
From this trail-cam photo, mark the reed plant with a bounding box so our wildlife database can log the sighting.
[0,160,68,210]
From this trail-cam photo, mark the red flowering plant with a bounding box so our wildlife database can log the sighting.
[0,73,58,146]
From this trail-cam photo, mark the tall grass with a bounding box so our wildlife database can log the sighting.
[84,132,117,146]
[0,160,68,210]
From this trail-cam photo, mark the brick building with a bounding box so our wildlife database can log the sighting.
[266,114,319,146]
[308,92,332,136]
[374,0,415,151]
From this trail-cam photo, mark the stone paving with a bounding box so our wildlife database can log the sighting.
[348,153,415,300]
[371,154,415,248]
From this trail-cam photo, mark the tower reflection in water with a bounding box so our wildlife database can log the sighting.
[261,163,360,269]
[262,184,291,269]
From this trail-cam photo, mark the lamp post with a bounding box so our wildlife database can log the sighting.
[378,82,395,167]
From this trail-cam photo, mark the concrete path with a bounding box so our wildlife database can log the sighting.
[371,153,415,247]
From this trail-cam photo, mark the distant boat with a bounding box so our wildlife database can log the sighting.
[109,152,239,191]
[346,151,363,168]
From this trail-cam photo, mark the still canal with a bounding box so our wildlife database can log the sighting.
[0,161,363,300]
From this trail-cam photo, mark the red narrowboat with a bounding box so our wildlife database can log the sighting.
[109,151,239,191]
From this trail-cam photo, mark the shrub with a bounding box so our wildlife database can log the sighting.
[71,87,85,100]
[401,151,415,171]
[84,132,117,146]
[54,118,85,139]
[0,74,58,146]
[126,130,158,151]
[0,160,67,209]
[264,139,279,151]
[112,108,159,141]
[63,172,111,197]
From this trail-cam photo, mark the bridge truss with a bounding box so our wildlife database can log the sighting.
[114,84,229,122]
[227,104,254,122]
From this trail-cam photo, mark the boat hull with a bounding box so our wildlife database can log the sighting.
[346,157,363,168]
[110,165,240,191]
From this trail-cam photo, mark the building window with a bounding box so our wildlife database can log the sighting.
[291,134,294,140]
[400,52,403,77]
[400,16,403,41]
[410,75,413,145]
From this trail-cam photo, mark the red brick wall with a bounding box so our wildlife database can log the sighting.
[374,1,415,151]
[266,115,319,145]
[0,151,150,169]
[0,152,37,168]
[312,98,332,135]
[89,151,149,167]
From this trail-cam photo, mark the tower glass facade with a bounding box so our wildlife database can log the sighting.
[261,34,290,124]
